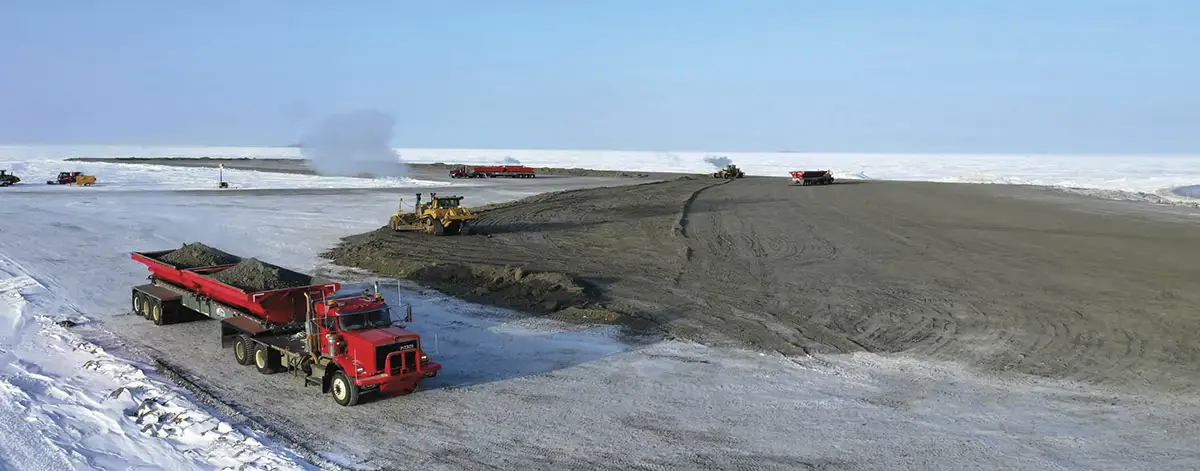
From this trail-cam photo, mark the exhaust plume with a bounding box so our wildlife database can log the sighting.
[298,109,409,178]
[499,156,522,164]
[703,155,733,168]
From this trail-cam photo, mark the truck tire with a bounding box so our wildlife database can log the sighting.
[233,335,254,366]
[253,344,281,374]
[330,371,360,407]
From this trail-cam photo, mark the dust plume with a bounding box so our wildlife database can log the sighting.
[703,155,733,168]
[297,109,409,178]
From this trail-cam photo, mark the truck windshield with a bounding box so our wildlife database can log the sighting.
[339,309,392,331]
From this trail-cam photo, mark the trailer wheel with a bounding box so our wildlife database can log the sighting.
[233,335,254,366]
[150,301,165,325]
[330,371,360,407]
[254,344,281,374]
[131,291,144,317]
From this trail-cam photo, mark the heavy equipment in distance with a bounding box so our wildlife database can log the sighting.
[0,170,20,186]
[449,164,536,179]
[47,171,97,186]
[388,192,478,236]
[789,170,835,185]
[129,246,441,407]
[712,164,745,179]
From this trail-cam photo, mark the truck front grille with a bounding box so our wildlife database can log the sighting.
[376,340,418,373]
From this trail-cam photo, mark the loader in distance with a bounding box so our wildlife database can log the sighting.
[129,244,441,407]
[712,164,745,179]
[389,192,478,235]
[0,170,20,186]
[47,171,97,186]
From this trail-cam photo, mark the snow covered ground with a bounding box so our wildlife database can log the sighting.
[5,144,1198,197]
[0,146,447,191]
[1,145,1199,469]
[0,251,314,471]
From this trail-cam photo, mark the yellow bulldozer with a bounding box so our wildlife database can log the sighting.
[712,164,745,179]
[388,192,478,235]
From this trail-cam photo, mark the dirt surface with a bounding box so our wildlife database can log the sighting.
[208,258,317,292]
[66,156,699,180]
[157,242,241,268]
[326,176,1200,394]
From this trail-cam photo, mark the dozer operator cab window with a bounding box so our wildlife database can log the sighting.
[435,198,460,208]
[338,309,393,331]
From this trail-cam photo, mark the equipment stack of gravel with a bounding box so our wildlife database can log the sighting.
[158,243,241,268]
[208,258,315,292]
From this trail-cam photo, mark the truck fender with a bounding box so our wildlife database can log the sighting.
[320,363,341,394]
[320,356,357,394]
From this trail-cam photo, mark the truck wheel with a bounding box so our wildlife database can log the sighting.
[330,371,360,407]
[254,344,281,374]
[233,335,254,366]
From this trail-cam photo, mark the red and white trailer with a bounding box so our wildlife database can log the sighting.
[789,170,835,185]
[449,164,536,179]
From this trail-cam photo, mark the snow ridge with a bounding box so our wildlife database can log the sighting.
[0,252,312,471]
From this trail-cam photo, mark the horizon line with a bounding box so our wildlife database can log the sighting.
[1,142,1198,158]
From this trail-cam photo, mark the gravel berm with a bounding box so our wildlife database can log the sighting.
[325,176,1200,394]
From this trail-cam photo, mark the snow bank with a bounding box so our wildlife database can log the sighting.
[6,145,1199,197]
[0,158,448,192]
[0,252,313,471]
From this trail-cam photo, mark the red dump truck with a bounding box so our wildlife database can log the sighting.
[449,164,536,179]
[129,247,441,407]
[789,170,835,186]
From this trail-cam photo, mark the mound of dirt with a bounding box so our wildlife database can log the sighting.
[158,243,240,268]
[209,258,316,292]
[325,177,1200,394]
[414,263,596,312]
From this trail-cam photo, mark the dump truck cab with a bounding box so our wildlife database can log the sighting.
[308,291,437,405]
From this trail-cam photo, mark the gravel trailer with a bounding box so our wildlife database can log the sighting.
[129,244,442,406]
[789,170,835,186]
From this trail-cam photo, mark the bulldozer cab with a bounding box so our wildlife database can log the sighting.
[430,196,462,209]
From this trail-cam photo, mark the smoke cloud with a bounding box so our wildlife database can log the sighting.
[499,156,522,164]
[298,109,409,178]
[703,155,733,168]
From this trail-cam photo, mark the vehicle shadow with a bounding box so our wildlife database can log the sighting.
[371,283,657,393]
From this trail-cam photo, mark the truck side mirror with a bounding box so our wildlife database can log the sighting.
[405,305,413,323]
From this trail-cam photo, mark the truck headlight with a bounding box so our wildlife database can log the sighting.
[420,353,429,363]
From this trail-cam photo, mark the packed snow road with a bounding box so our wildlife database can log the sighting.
[0,167,1198,470]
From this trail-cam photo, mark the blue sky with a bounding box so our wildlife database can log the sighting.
[1,1,1197,153]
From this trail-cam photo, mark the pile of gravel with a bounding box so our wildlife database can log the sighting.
[208,258,315,292]
[158,243,240,269]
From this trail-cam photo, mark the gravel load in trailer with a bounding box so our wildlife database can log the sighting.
[156,242,242,269]
[208,258,317,292]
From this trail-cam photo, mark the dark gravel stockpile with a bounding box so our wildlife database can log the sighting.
[208,258,316,292]
[157,242,241,268]
[326,177,1200,394]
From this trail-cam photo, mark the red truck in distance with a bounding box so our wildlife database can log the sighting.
[129,247,441,407]
[449,164,537,179]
